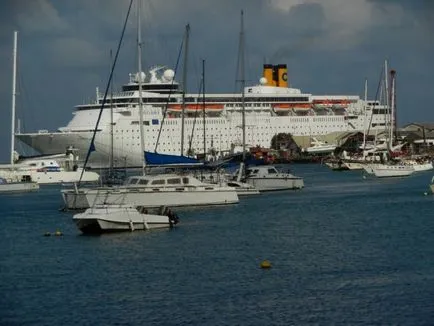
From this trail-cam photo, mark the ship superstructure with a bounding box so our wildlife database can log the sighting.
[16,64,389,168]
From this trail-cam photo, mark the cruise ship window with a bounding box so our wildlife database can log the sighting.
[151,179,165,185]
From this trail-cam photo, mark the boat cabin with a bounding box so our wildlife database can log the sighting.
[124,174,207,187]
[245,166,293,178]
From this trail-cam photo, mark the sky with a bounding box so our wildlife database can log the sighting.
[0,0,433,162]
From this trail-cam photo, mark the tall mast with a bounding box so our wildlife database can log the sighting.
[362,78,368,151]
[389,70,396,147]
[11,31,18,166]
[383,59,390,150]
[109,49,114,175]
[202,59,206,158]
[137,0,145,174]
[240,10,246,162]
[181,24,190,156]
[391,69,397,141]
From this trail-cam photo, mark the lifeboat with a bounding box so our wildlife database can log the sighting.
[312,99,352,108]
[273,103,311,112]
[167,103,224,113]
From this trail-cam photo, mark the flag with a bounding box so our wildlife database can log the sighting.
[89,141,96,152]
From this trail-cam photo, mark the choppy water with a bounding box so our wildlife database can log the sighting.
[1,164,434,325]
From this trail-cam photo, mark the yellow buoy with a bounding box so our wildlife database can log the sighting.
[54,230,63,236]
[260,260,272,269]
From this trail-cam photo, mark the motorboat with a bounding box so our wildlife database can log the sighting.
[303,137,336,154]
[244,165,304,191]
[62,173,239,210]
[73,205,179,234]
[0,176,39,193]
[0,154,99,185]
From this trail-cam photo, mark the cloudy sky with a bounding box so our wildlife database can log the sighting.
[0,0,433,161]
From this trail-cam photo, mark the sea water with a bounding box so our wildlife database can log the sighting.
[1,164,433,325]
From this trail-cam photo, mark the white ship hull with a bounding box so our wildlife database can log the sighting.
[17,113,386,169]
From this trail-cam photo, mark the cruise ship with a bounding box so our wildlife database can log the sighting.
[16,64,389,169]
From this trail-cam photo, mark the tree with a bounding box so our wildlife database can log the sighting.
[270,133,301,155]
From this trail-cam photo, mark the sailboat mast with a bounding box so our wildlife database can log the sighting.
[11,31,18,166]
[181,24,190,156]
[390,70,396,147]
[109,49,114,175]
[137,0,145,174]
[240,11,246,162]
[202,59,206,158]
[383,59,391,149]
[362,78,368,151]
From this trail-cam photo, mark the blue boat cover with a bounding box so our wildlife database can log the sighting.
[144,151,203,166]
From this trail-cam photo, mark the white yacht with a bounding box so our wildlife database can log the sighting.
[371,163,415,178]
[303,137,337,154]
[244,166,304,191]
[73,204,179,234]
[0,153,99,185]
[62,173,239,210]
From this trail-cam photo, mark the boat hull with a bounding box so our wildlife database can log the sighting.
[73,207,176,233]
[62,187,239,210]
[0,182,39,193]
[411,162,433,172]
[372,165,414,178]
[245,177,304,191]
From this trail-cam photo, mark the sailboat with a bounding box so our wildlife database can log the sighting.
[143,24,203,167]
[65,1,239,210]
[0,34,98,186]
[225,11,259,195]
[232,11,303,192]
[368,62,413,178]
[0,31,39,193]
